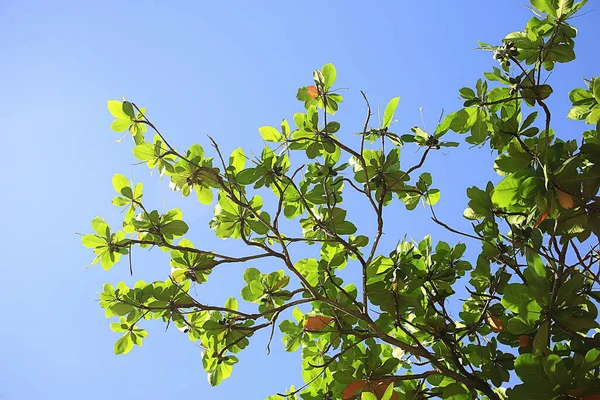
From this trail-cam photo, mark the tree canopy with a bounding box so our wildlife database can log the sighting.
[82,0,600,398]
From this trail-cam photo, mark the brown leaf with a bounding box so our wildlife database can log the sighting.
[303,316,334,332]
[342,379,398,400]
[518,335,530,348]
[342,380,366,400]
[558,190,574,209]
[487,315,504,333]
[371,380,398,400]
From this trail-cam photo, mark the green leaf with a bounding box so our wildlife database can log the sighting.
[110,119,131,132]
[107,100,129,119]
[586,108,600,124]
[426,189,440,205]
[132,143,155,161]
[450,108,478,134]
[224,297,238,312]
[442,383,471,400]
[525,249,550,306]
[507,316,534,335]
[244,267,261,283]
[91,217,110,238]
[459,87,476,99]
[501,283,541,319]
[196,186,213,205]
[208,355,237,386]
[380,383,395,400]
[518,176,542,199]
[530,0,556,15]
[470,109,490,144]
[532,320,549,353]
[162,220,189,237]
[491,171,528,208]
[112,174,132,198]
[502,284,528,312]
[81,234,106,248]
[543,354,570,391]
[514,353,548,385]
[114,332,134,355]
[383,97,400,129]
[508,383,554,400]
[122,101,135,118]
[259,126,284,142]
[110,321,128,332]
[593,78,600,103]
[568,105,591,120]
[583,348,600,372]
[557,0,574,16]
[208,367,222,386]
[101,250,118,271]
[539,84,553,100]
[236,168,258,185]
[361,393,378,400]
[281,119,291,138]
[546,44,575,63]
[229,148,246,173]
[412,127,428,140]
[569,87,593,105]
[109,303,134,316]
[325,121,340,133]
[322,63,336,91]
[313,69,325,88]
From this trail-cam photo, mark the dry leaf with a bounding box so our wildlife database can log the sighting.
[487,315,504,333]
[518,335,530,348]
[342,379,398,400]
[557,190,574,209]
[534,204,550,228]
[303,315,334,332]
[342,380,367,400]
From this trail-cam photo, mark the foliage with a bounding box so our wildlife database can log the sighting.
[82,1,600,398]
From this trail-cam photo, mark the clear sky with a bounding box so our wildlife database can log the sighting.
[0,1,598,399]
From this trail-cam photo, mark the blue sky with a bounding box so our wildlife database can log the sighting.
[0,1,598,399]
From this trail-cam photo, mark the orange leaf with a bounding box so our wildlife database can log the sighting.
[534,204,550,228]
[371,380,399,400]
[342,379,398,400]
[303,316,334,332]
[307,85,318,99]
[487,315,504,333]
[342,380,367,400]
[558,190,574,209]
[518,335,530,348]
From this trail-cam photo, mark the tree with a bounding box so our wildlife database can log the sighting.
[81,1,600,398]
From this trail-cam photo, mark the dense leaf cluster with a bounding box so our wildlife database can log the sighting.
[83,1,599,398]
